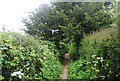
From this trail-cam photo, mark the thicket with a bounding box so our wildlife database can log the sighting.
[0,32,61,80]
[68,42,78,60]
[22,2,114,55]
[0,2,118,80]
[68,27,120,80]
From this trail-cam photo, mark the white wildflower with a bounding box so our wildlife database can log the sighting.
[11,73,17,76]
[51,29,59,34]
[100,57,103,60]
[96,70,100,72]
[100,59,103,62]
[11,71,24,78]
[18,75,22,78]
[97,57,101,60]
[94,64,97,66]
[100,57,103,62]
[26,63,29,66]
[21,73,24,76]
[51,30,55,34]
[17,71,21,74]
[92,55,96,58]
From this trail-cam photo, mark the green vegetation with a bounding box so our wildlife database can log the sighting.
[23,2,114,50]
[0,2,119,81]
[68,42,78,60]
[68,27,120,80]
[0,32,61,80]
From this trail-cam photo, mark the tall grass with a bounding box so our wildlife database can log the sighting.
[83,27,118,42]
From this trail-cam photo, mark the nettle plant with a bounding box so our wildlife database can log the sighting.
[0,32,61,80]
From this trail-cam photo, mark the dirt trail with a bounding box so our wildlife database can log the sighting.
[60,53,69,79]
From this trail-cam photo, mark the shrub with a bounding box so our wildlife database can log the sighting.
[0,32,61,80]
[68,27,120,80]
[68,58,93,79]
[68,42,78,60]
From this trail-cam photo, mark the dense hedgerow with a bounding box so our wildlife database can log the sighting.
[68,27,120,80]
[0,32,61,80]
[68,42,78,60]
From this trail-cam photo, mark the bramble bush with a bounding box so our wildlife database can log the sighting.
[0,32,61,80]
[68,27,120,80]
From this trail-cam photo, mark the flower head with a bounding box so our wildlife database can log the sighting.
[11,71,24,78]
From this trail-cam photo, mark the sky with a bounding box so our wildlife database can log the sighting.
[0,0,119,33]
[0,0,50,33]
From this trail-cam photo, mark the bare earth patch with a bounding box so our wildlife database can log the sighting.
[60,53,70,79]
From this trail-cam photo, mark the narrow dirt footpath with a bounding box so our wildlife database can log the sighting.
[60,53,69,79]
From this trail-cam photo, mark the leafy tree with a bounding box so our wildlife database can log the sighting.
[23,2,114,53]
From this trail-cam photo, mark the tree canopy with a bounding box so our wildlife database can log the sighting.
[23,2,115,48]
